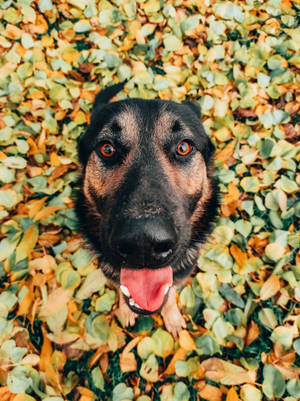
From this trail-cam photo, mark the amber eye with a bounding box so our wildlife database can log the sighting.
[176,141,193,156]
[100,143,115,158]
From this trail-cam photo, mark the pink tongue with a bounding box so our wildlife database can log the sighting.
[120,266,173,312]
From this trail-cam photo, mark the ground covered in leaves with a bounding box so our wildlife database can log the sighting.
[0,0,299,400]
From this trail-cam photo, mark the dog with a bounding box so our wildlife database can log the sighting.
[75,83,219,337]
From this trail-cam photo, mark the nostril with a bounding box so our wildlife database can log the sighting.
[153,241,174,256]
[118,241,136,258]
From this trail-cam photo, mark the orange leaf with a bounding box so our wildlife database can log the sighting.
[246,320,260,346]
[163,348,187,375]
[226,387,240,401]
[120,336,141,373]
[260,275,281,300]
[77,387,94,397]
[199,384,223,401]
[230,244,247,268]
[34,205,62,221]
[0,387,11,401]
[215,140,236,164]
[39,328,60,388]
[179,330,197,351]
[17,282,34,316]
[28,197,47,218]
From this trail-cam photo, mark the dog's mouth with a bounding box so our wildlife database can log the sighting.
[120,266,173,314]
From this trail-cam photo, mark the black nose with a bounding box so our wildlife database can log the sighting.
[111,217,177,267]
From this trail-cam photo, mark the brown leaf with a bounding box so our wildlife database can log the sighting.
[283,123,299,143]
[202,358,256,385]
[236,107,257,118]
[246,320,260,346]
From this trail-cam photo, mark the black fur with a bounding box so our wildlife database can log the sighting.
[75,84,219,290]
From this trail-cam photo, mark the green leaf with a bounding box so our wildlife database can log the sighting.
[219,283,245,308]
[152,328,174,358]
[137,337,155,360]
[174,382,190,401]
[140,354,159,382]
[113,383,134,401]
[287,379,300,398]
[91,366,105,391]
[195,334,220,356]
[293,338,300,356]
[240,176,259,193]
[7,366,33,393]
[163,35,182,51]
[38,0,53,12]
[262,365,285,398]
[0,190,18,209]
[258,308,277,329]
[235,219,252,237]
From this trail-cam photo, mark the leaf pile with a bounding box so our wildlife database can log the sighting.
[0,0,299,400]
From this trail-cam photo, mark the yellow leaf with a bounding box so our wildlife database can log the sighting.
[34,205,62,221]
[28,197,47,218]
[226,387,240,401]
[39,287,72,317]
[15,225,39,262]
[179,330,197,351]
[260,275,281,300]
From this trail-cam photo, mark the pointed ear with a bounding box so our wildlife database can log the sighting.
[92,82,126,111]
[182,101,201,118]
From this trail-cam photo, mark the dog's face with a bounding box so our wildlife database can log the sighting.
[76,84,218,315]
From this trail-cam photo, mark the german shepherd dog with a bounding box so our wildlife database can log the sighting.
[76,83,219,337]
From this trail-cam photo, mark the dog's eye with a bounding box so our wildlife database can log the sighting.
[176,141,193,157]
[100,143,115,158]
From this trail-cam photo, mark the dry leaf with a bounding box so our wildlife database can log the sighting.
[230,243,247,268]
[226,387,240,401]
[179,330,197,351]
[198,383,223,401]
[246,321,260,346]
[260,275,281,300]
[39,287,72,317]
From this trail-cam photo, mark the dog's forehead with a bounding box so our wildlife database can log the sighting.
[105,100,197,143]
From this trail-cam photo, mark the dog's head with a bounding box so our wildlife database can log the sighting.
[76,83,219,314]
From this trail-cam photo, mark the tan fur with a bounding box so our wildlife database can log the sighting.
[161,286,186,338]
[154,111,212,226]
[83,108,139,202]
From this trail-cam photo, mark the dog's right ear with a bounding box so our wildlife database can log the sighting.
[92,81,126,111]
